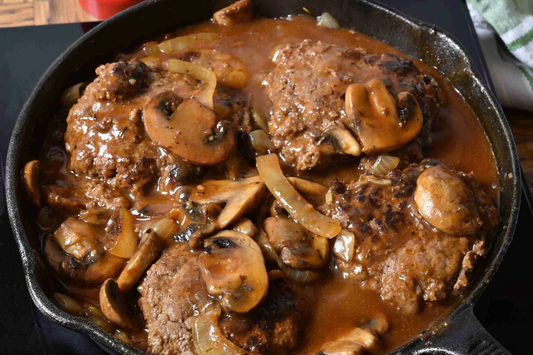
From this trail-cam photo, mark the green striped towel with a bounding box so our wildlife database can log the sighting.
[468,0,533,111]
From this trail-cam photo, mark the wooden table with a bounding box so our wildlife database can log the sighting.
[1,2,533,194]
[0,0,97,27]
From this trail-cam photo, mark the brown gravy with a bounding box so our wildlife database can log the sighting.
[38,15,498,355]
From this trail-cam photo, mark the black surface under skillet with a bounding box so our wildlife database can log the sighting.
[4,0,522,354]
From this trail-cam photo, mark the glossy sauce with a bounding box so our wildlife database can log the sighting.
[39,15,498,354]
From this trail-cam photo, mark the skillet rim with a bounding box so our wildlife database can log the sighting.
[5,0,521,354]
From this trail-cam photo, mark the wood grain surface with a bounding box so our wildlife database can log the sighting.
[0,0,98,27]
[0,4,532,193]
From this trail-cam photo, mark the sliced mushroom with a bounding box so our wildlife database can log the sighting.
[323,127,361,157]
[100,279,136,330]
[193,176,265,229]
[106,207,138,259]
[264,217,329,269]
[232,218,258,238]
[43,185,88,210]
[199,230,268,313]
[23,160,41,207]
[257,229,319,283]
[319,315,387,355]
[131,197,175,218]
[53,217,100,259]
[44,218,125,284]
[213,0,252,26]
[144,93,236,165]
[117,229,162,292]
[414,165,481,235]
[345,79,423,153]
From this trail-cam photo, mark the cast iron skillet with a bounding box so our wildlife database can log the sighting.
[5,0,521,354]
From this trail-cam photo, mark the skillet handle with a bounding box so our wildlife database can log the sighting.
[417,306,510,355]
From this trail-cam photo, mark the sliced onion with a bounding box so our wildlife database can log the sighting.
[147,217,179,240]
[333,229,355,262]
[60,83,86,108]
[283,267,319,283]
[317,12,340,29]
[256,154,341,239]
[54,293,82,315]
[166,59,217,109]
[139,55,162,67]
[142,41,161,56]
[352,175,392,189]
[193,303,247,355]
[114,330,133,344]
[250,96,269,132]
[107,207,138,258]
[371,155,400,177]
[159,33,219,54]
[257,231,318,283]
[249,130,275,155]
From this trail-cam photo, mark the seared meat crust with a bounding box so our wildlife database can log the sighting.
[265,40,441,171]
[138,245,304,355]
[138,245,208,355]
[323,160,498,313]
[220,279,304,355]
[65,60,211,197]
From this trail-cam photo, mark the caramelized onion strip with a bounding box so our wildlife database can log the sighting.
[249,130,275,155]
[158,33,219,54]
[193,302,248,355]
[166,59,217,109]
[107,207,138,258]
[60,83,86,108]
[256,154,341,238]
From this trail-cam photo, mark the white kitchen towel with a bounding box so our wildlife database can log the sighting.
[468,1,533,112]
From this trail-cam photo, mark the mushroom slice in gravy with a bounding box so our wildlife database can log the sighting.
[264,217,329,269]
[144,93,236,165]
[199,230,269,313]
[34,2,500,353]
[192,176,265,229]
[345,79,423,153]
[414,165,481,235]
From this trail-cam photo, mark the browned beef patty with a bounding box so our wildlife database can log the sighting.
[65,60,214,197]
[265,40,441,171]
[138,245,304,355]
[322,160,498,314]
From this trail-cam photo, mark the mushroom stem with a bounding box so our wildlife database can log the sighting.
[117,229,162,292]
[100,279,136,330]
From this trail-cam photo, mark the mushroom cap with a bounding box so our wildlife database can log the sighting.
[144,93,236,165]
[100,278,136,330]
[414,165,481,235]
[232,218,258,238]
[345,79,423,153]
[193,176,265,229]
[264,217,329,269]
[44,218,125,284]
[323,127,362,157]
[199,230,269,313]
[44,235,124,285]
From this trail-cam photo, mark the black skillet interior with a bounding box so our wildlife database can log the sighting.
[5,0,521,354]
